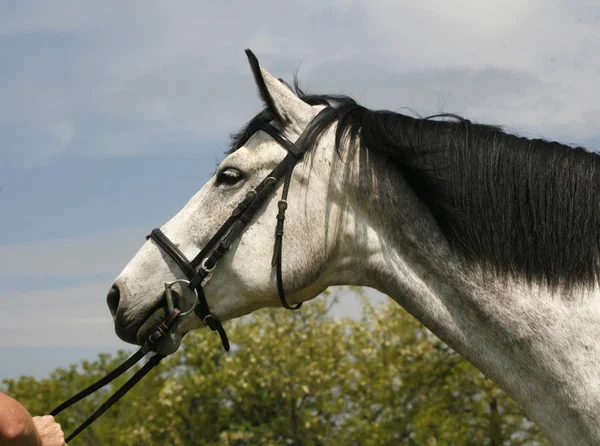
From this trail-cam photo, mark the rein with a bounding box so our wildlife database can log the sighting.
[50,308,180,443]
[50,108,329,442]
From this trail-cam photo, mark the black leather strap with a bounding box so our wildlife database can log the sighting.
[64,353,166,443]
[258,123,303,158]
[148,229,197,278]
[50,347,147,417]
[51,107,331,443]
[52,308,180,442]
[271,167,302,310]
[146,110,332,345]
[147,229,230,352]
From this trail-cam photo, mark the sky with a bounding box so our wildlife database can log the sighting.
[1,0,599,380]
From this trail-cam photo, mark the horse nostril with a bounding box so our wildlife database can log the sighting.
[107,285,120,318]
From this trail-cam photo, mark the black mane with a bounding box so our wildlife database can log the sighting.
[231,84,600,290]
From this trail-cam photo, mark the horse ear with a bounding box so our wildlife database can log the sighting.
[278,78,294,92]
[245,49,312,125]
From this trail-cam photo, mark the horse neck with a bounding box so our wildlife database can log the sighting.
[327,146,600,445]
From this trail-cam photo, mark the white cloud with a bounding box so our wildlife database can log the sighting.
[0,226,152,347]
[0,282,121,346]
[0,2,103,35]
[0,280,387,347]
[361,0,598,71]
[0,223,389,346]
[0,227,149,347]
[0,226,388,347]
[0,226,145,277]
[0,0,598,164]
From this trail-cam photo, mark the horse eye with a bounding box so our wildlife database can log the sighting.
[215,168,244,186]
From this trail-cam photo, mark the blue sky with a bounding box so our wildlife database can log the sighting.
[1,0,599,380]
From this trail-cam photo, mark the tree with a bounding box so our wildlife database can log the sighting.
[2,287,547,445]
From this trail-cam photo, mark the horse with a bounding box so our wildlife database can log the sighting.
[107,50,600,445]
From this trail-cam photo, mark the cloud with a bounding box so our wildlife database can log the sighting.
[0,226,145,278]
[303,61,600,148]
[0,222,388,347]
[360,0,599,70]
[0,280,388,346]
[0,2,102,35]
[0,0,598,370]
[0,281,387,347]
[0,227,148,346]
[0,226,151,347]
[1,1,598,166]
[0,282,121,346]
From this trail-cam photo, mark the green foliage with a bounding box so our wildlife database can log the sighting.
[2,288,548,445]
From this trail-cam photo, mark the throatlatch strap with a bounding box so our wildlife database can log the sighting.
[194,286,230,351]
[271,167,302,310]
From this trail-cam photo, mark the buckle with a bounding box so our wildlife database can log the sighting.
[203,314,219,331]
[201,257,216,273]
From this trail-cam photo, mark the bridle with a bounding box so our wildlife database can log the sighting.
[146,114,323,349]
[50,107,330,442]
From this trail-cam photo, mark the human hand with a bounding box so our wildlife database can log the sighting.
[32,416,66,446]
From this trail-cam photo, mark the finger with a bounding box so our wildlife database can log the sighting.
[41,414,55,423]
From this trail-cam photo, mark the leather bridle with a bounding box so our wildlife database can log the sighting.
[50,107,329,442]
[146,113,327,349]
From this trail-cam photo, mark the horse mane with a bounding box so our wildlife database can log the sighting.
[230,81,600,290]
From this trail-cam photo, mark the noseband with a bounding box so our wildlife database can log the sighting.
[147,108,329,351]
[49,108,329,442]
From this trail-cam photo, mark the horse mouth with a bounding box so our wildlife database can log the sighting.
[136,303,169,345]
[114,289,190,354]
